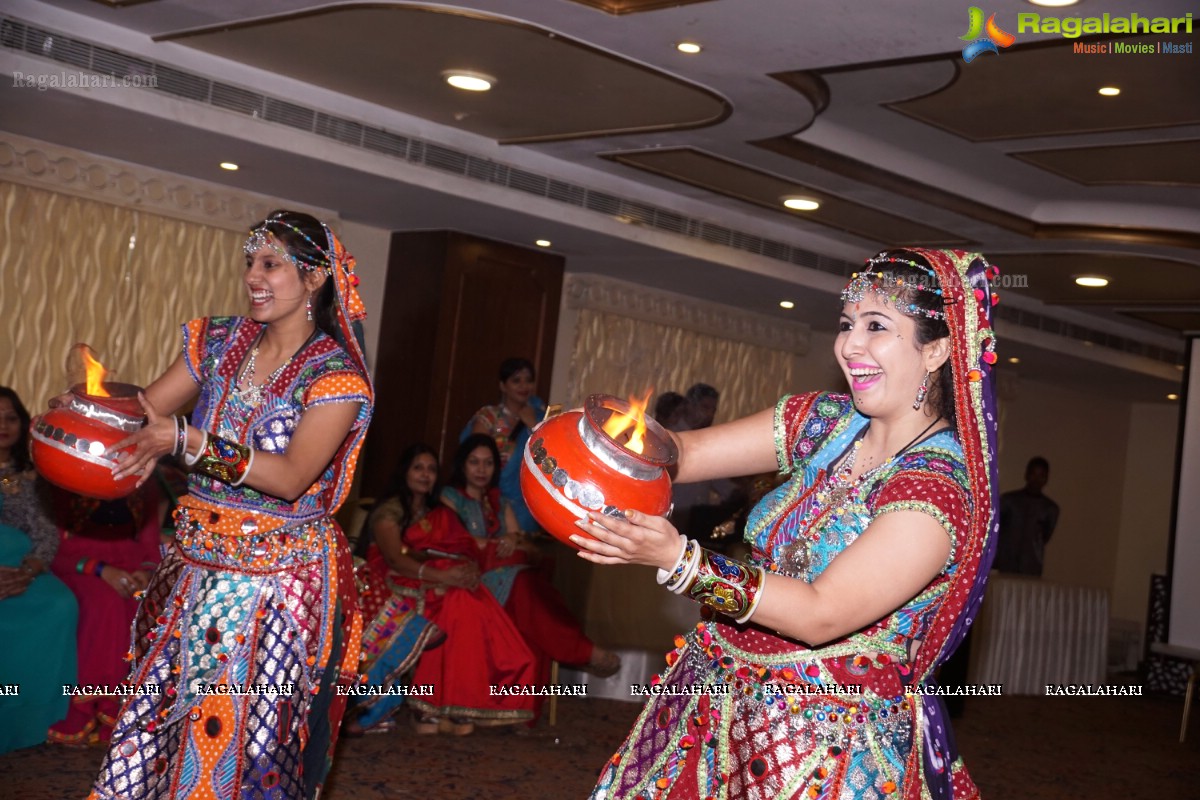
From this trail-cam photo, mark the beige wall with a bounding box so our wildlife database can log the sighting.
[1,180,245,407]
[1112,402,1178,635]
[996,376,1131,591]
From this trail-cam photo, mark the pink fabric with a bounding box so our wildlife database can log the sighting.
[48,486,163,741]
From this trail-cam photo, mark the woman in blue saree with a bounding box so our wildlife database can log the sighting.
[0,385,78,753]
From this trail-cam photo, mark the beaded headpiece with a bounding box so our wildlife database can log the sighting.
[840,254,950,320]
[244,216,328,272]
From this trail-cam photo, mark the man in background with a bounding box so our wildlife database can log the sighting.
[684,383,719,430]
[994,456,1060,577]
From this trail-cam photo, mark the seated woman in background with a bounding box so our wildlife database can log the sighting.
[345,455,445,737]
[442,435,620,681]
[0,386,77,754]
[357,443,537,735]
[47,482,163,746]
[468,357,546,533]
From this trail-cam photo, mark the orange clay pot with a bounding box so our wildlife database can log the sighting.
[31,383,144,500]
[520,394,677,549]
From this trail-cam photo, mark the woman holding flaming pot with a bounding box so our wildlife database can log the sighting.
[575,249,999,800]
[72,210,373,800]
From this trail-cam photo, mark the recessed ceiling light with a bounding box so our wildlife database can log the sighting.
[781,196,820,211]
[219,162,239,171]
[677,42,702,54]
[1167,393,1180,401]
[1008,357,1021,364]
[535,239,551,248]
[1098,86,1120,97]
[1075,275,1109,287]
[1027,0,1079,7]
[779,300,795,309]
[444,71,494,92]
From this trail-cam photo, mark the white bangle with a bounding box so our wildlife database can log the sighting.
[669,544,702,595]
[733,567,767,624]
[231,447,255,487]
[662,538,700,594]
[656,535,689,585]
[184,430,207,467]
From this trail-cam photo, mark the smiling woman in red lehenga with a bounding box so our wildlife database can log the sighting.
[70,210,373,800]
[441,434,621,691]
[359,444,537,735]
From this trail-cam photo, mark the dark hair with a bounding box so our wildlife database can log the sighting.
[253,209,338,341]
[356,443,439,557]
[867,249,956,427]
[1026,456,1050,476]
[653,391,686,423]
[499,357,535,382]
[0,386,32,471]
[686,383,719,403]
[450,434,501,491]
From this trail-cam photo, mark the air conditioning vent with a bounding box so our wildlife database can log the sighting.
[0,15,1181,364]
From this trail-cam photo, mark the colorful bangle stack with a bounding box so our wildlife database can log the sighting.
[658,537,700,591]
[658,538,765,624]
[193,434,255,487]
[77,558,107,577]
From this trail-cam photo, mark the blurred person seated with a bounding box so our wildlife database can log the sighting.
[652,391,689,432]
[0,386,77,753]
[467,357,546,534]
[672,383,742,542]
[47,481,163,745]
[442,434,620,691]
[353,444,537,735]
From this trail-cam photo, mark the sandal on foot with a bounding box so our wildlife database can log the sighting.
[583,648,622,678]
[414,715,440,735]
[439,717,474,736]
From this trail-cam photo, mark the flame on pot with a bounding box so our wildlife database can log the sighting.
[81,348,111,397]
[601,390,652,454]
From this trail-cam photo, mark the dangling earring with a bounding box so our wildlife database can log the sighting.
[305,294,313,322]
[913,372,930,410]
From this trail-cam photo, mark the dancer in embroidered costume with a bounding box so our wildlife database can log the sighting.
[74,210,373,800]
[574,249,1000,799]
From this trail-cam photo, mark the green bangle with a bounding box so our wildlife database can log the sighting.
[76,558,88,574]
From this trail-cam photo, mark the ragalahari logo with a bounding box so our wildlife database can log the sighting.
[960,7,1016,62]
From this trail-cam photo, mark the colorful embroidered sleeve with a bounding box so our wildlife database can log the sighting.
[871,458,971,569]
[180,316,241,385]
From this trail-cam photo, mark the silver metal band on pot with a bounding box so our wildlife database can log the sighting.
[577,413,663,481]
[31,419,117,466]
[69,394,144,433]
